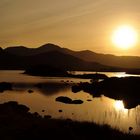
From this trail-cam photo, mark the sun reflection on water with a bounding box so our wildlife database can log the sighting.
[114,100,128,114]
[114,100,125,110]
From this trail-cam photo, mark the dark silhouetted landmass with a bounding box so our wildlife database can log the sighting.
[0,82,13,92]
[75,73,108,79]
[3,43,140,70]
[56,96,83,104]
[0,101,140,140]
[125,69,140,75]
[72,77,140,109]
[0,49,24,69]
[4,43,60,56]
[0,47,117,71]
[24,65,110,80]
[24,65,69,76]
[25,51,117,71]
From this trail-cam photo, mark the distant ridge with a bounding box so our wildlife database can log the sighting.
[4,43,60,56]
[2,43,140,69]
[0,44,113,70]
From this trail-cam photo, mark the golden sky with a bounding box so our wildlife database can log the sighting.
[1,0,140,56]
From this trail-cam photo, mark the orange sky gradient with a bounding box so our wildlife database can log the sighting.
[0,0,140,56]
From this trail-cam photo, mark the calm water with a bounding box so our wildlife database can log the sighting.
[0,70,140,134]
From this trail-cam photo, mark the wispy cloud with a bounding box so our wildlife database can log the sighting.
[0,0,140,55]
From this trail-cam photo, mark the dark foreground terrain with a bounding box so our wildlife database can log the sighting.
[0,101,140,140]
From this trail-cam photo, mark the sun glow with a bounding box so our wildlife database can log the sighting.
[114,101,124,110]
[112,25,138,49]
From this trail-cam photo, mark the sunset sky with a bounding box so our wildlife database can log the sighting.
[1,0,140,56]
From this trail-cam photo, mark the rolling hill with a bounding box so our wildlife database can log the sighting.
[0,48,113,71]
[4,43,140,69]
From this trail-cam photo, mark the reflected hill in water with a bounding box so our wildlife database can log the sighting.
[72,77,140,109]
[35,83,71,96]
[9,82,72,96]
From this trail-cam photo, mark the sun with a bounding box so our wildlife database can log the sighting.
[112,25,138,49]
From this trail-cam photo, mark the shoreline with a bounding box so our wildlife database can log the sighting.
[0,101,139,140]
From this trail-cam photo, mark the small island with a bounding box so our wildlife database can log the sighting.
[24,65,69,77]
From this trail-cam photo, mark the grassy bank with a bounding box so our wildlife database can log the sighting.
[0,101,140,140]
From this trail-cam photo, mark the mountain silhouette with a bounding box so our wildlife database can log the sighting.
[4,43,140,69]
[4,43,61,56]
[0,50,24,69]
[26,51,112,71]
[0,47,113,70]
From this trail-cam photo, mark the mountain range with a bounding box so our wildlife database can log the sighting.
[0,43,140,71]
